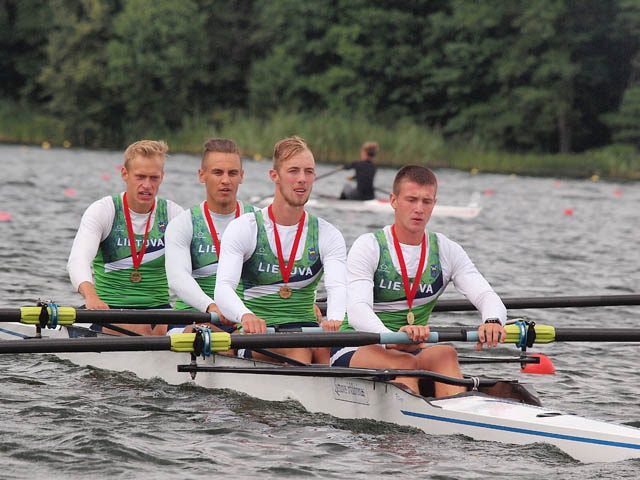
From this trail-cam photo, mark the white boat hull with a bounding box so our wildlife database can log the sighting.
[2,323,640,463]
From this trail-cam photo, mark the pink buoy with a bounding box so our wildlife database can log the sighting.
[613,189,622,198]
[0,211,12,222]
[63,187,77,197]
[563,208,574,216]
[483,189,494,196]
[101,174,111,181]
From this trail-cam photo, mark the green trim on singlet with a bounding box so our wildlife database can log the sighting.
[92,195,169,307]
[175,201,256,311]
[341,230,444,332]
[239,210,323,325]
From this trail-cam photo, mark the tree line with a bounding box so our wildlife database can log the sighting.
[2,0,640,153]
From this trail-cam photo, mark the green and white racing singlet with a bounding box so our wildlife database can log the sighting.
[342,230,445,332]
[175,201,255,310]
[92,195,169,307]
[240,210,323,326]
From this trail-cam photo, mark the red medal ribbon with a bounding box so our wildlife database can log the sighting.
[203,201,241,257]
[122,192,155,271]
[391,224,427,312]
[268,205,306,285]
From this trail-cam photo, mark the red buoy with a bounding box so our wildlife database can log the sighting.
[521,353,556,375]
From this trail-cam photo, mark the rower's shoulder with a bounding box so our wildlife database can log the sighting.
[316,215,345,237]
[83,194,116,216]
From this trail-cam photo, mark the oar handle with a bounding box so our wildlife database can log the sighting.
[262,328,480,344]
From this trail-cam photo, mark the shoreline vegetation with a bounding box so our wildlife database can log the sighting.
[2,101,639,180]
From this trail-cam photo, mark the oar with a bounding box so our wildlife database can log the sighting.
[2,325,640,355]
[315,164,345,181]
[315,293,640,315]
[0,306,217,326]
[432,294,640,311]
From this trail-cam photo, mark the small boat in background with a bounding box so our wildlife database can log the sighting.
[250,194,482,219]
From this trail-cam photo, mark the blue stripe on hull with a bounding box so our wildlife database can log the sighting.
[401,409,640,450]
[0,326,30,339]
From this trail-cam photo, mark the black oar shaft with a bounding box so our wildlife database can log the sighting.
[0,308,211,324]
[554,328,640,342]
[0,337,171,354]
[74,309,209,324]
[0,309,21,322]
[434,294,640,312]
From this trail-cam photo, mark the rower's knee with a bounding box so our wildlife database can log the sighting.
[389,353,418,370]
[419,344,459,369]
[437,344,459,363]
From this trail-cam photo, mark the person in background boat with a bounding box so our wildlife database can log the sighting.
[331,165,506,397]
[214,136,348,364]
[67,140,183,335]
[165,138,254,333]
[339,141,378,201]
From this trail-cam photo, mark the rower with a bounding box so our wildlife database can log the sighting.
[339,141,378,200]
[331,165,506,397]
[165,138,254,332]
[67,140,183,335]
[214,136,347,364]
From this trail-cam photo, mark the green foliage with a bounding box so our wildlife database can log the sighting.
[0,100,64,144]
[0,0,53,99]
[105,0,207,135]
[604,85,640,145]
[2,0,640,161]
[37,0,120,146]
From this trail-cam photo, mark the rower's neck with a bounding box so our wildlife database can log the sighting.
[393,224,424,245]
[206,196,236,215]
[270,197,305,226]
[126,195,154,215]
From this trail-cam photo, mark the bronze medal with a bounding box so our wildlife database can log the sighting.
[279,285,292,299]
[268,205,306,303]
[130,270,142,283]
[122,193,155,282]
[407,311,415,325]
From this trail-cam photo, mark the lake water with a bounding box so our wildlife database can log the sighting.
[1,144,639,478]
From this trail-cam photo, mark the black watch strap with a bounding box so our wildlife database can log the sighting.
[484,318,501,324]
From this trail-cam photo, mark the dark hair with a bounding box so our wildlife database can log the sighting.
[202,138,240,166]
[392,165,438,195]
[361,141,379,159]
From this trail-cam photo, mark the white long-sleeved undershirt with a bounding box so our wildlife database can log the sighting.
[214,208,347,323]
[347,226,506,334]
[164,201,240,312]
[66,193,183,291]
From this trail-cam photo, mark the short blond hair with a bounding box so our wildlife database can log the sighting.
[272,136,311,170]
[124,140,168,169]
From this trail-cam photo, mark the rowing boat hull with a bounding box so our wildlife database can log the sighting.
[2,323,640,463]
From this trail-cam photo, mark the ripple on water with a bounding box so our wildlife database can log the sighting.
[2,147,640,478]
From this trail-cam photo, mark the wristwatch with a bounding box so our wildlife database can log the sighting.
[484,318,501,325]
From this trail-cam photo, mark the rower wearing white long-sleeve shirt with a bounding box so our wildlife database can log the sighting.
[331,165,506,396]
[215,136,347,364]
[67,140,183,335]
[165,138,254,329]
